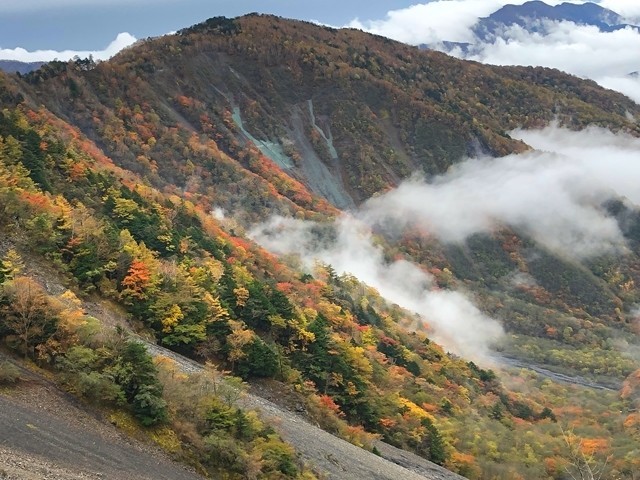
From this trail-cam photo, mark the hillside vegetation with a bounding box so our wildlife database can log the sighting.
[0,14,639,479]
[17,15,640,205]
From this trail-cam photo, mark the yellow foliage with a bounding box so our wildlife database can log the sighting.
[360,326,377,346]
[161,304,184,333]
[233,286,249,307]
[397,397,435,423]
[227,321,254,363]
[316,300,342,322]
[150,427,182,454]
[204,292,231,323]
[232,264,252,286]
[302,307,318,322]
[295,327,315,345]
[203,258,224,282]
[113,197,139,221]
[108,410,141,437]
[342,344,373,378]
[58,289,82,309]
[0,249,24,281]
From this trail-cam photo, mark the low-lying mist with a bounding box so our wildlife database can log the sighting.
[250,125,640,363]
[251,215,503,362]
[364,124,640,259]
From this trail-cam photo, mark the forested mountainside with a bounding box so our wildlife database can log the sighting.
[1,13,640,480]
[17,15,640,207]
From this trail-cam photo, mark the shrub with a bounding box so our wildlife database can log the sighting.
[110,342,168,426]
[0,360,20,385]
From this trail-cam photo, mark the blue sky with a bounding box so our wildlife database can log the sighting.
[0,0,417,50]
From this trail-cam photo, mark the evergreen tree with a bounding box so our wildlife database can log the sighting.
[0,249,24,283]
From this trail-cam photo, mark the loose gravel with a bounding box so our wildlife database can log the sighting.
[145,342,467,480]
[0,387,203,480]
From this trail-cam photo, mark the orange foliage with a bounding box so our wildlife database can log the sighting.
[555,405,585,416]
[543,457,558,475]
[121,260,153,298]
[318,394,344,417]
[68,162,88,180]
[620,368,640,399]
[276,282,294,295]
[379,417,397,429]
[450,451,476,466]
[421,403,438,413]
[19,191,52,210]
[176,95,195,108]
[579,438,608,456]
[623,413,640,429]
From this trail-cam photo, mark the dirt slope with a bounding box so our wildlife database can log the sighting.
[0,257,465,480]
[145,343,467,480]
[0,359,203,480]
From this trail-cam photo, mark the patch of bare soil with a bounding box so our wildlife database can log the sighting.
[147,342,467,480]
[0,361,202,480]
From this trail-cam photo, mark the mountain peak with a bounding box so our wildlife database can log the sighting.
[474,0,630,40]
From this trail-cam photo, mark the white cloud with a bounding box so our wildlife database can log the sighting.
[467,22,640,76]
[250,124,640,362]
[599,0,640,22]
[598,75,640,103]
[363,124,640,259]
[347,0,508,44]
[0,32,137,62]
[250,215,504,363]
[464,21,640,102]
[346,0,578,45]
[211,207,226,220]
[346,1,640,103]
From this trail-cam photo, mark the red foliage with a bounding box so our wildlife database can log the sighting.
[276,282,294,295]
[318,394,345,417]
[121,260,153,298]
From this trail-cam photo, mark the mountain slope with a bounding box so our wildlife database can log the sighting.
[0,71,491,477]
[2,14,640,480]
[16,14,639,207]
[146,341,464,480]
[0,60,44,75]
[0,371,203,480]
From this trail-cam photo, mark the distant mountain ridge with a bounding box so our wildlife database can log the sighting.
[0,60,43,74]
[474,1,634,40]
[423,1,638,51]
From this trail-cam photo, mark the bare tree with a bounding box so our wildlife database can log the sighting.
[1,277,53,357]
[561,426,610,480]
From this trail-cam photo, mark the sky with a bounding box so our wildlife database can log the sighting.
[0,0,417,51]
